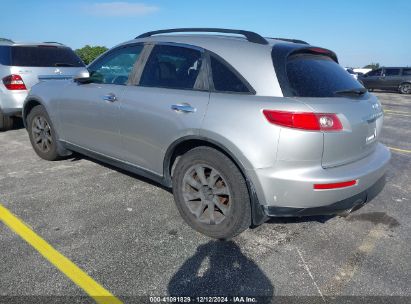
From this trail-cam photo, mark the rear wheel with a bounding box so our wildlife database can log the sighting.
[0,113,14,131]
[172,146,251,240]
[27,105,61,161]
[399,83,411,94]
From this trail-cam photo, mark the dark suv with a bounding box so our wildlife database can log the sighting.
[359,67,411,94]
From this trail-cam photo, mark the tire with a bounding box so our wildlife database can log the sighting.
[0,113,14,131]
[172,146,251,240]
[399,83,411,94]
[27,105,61,161]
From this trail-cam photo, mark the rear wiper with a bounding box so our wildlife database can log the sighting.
[54,63,75,67]
[334,88,367,97]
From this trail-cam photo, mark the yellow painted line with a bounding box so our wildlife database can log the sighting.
[384,112,411,117]
[389,146,411,154]
[0,204,122,304]
[384,109,410,114]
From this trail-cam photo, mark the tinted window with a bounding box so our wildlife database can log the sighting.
[385,68,400,76]
[140,45,203,90]
[210,56,250,93]
[0,46,11,65]
[286,54,363,97]
[11,46,84,67]
[366,69,382,77]
[88,45,143,85]
[403,68,411,76]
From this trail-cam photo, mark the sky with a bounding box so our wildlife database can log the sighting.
[1,0,410,68]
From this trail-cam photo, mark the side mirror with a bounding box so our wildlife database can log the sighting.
[73,70,91,84]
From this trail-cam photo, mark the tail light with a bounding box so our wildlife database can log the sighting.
[263,110,343,131]
[2,74,27,90]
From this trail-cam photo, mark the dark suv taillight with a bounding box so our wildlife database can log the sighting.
[2,74,27,90]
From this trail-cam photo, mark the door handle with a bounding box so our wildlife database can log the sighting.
[171,104,196,113]
[103,93,117,102]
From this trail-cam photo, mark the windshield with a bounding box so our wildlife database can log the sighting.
[285,54,364,97]
[11,46,85,67]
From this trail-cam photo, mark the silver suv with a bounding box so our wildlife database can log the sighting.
[22,29,390,239]
[0,38,87,131]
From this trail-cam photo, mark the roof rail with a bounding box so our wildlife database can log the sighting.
[43,41,64,45]
[272,37,309,45]
[0,38,14,43]
[136,28,268,45]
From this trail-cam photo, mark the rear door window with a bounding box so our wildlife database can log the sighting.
[285,54,363,97]
[384,68,400,76]
[366,69,382,77]
[11,46,85,67]
[139,45,204,90]
[210,56,250,93]
[403,68,411,76]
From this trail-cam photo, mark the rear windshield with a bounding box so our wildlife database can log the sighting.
[10,46,84,67]
[285,54,363,97]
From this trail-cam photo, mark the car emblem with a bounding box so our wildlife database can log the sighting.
[54,68,62,75]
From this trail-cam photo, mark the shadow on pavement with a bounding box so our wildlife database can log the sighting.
[168,240,274,301]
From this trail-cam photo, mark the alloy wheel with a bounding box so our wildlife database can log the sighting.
[400,83,411,94]
[182,164,232,225]
[31,115,53,153]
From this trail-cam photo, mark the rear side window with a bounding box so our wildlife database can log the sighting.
[285,54,363,97]
[0,46,11,65]
[140,45,203,90]
[10,46,84,67]
[384,68,400,76]
[210,56,250,93]
[403,69,411,76]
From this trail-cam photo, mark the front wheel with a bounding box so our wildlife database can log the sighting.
[172,146,251,240]
[27,105,61,161]
[399,83,411,94]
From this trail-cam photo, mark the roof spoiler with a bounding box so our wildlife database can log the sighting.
[136,28,269,45]
[290,47,338,63]
[271,37,309,45]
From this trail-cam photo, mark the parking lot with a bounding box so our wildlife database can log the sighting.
[0,92,410,303]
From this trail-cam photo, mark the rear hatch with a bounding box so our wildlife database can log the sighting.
[272,45,384,168]
[9,45,86,89]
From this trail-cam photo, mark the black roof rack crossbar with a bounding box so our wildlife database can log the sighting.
[136,28,268,45]
[272,37,309,45]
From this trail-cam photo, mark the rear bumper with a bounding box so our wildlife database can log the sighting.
[248,143,390,210]
[0,89,27,114]
[264,174,386,216]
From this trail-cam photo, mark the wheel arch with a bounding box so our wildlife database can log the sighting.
[22,98,44,128]
[163,136,267,226]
